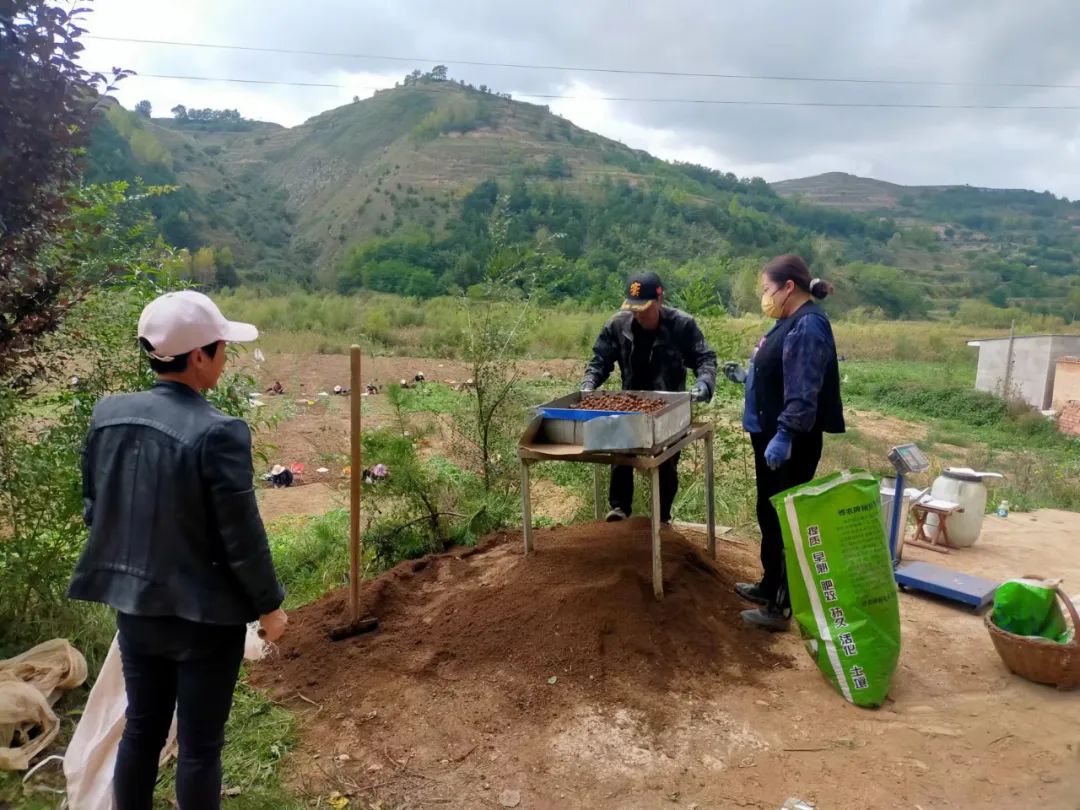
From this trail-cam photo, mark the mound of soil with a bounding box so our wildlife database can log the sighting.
[248,521,796,805]
[252,520,792,710]
[247,516,1080,809]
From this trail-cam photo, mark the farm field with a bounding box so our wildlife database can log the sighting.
[231,343,1080,809]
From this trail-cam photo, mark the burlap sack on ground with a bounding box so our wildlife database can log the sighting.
[0,639,88,770]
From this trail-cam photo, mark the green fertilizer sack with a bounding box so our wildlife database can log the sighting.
[991,579,1069,643]
[772,469,901,708]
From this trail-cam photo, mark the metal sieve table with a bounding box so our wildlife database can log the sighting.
[517,420,716,600]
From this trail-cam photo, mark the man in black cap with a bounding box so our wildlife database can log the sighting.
[581,270,717,525]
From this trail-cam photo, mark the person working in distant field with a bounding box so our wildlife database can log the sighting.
[723,255,845,631]
[581,270,717,526]
[69,291,288,810]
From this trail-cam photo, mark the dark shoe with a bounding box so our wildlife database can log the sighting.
[605,507,628,522]
[735,582,769,606]
[741,608,790,632]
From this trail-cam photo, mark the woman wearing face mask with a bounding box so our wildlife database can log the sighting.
[722,254,845,631]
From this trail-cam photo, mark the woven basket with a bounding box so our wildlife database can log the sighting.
[985,580,1080,689]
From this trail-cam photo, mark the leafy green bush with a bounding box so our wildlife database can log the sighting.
[358,425,506,570]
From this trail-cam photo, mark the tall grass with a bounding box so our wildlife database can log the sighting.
[217,289,607,358]
[842,360,1067,449]
[836,359,1079,512]
[217,290,1033,363]
[269,511,351,609]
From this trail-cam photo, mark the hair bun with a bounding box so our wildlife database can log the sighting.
[809,278,833,299]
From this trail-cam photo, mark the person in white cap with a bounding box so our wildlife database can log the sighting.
[268,464,293,487]
[68,290,287,810]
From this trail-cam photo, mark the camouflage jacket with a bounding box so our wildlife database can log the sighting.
[582,306,717,399]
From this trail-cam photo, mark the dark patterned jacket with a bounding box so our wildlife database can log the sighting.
[582,306,717,399]
[748,301,845,436]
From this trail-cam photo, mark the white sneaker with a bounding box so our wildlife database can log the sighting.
[605,507,628,522]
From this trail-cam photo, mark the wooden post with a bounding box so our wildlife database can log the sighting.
[349,345,362,624]
[704,430,716,559]
[593,466,604,520]
[650,465,663,600]
[521,462,534,554]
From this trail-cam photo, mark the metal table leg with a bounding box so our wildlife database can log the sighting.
[521,462,534,554]
[650,465,663,600]
[593,465,604,521]
[704,431,716,559]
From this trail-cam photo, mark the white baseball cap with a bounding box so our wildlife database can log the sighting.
[138,290,258,361]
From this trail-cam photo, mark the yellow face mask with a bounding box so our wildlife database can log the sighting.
[761,287,790,319]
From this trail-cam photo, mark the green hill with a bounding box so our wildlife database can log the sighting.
[774,172,1080,295]
[84,77,1079,322]
[773,172,917,211]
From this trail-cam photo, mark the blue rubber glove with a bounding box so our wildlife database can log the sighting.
[690,382,710,403]
[723,362,748,384]
[765,429,793,470]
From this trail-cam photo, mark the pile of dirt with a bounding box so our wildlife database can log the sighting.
[248,520,797,804]
[247,516,1080,808]
[251,520,792,716]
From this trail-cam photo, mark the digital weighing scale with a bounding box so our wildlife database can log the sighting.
[887,443,999,611]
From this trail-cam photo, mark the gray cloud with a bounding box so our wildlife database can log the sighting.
[85,0,1080,196]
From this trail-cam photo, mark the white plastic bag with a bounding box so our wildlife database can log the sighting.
[64,625,268,810]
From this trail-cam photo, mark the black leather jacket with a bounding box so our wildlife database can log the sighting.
[582,306,718,399]
[69,380,285,625]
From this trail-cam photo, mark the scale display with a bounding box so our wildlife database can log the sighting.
[888,443,929,475]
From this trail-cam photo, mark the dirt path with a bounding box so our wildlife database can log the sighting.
[250,511,1080,809]
[258,482,344,522]
[846,408,927,444]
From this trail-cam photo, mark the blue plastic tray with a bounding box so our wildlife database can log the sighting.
[538,407,631,421]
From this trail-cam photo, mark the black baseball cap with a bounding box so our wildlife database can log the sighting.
[622,270,664,312]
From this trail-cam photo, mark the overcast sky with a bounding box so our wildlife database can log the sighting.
[81,0,1080,198]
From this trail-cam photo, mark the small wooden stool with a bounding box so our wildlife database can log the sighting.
[908,498,964,554]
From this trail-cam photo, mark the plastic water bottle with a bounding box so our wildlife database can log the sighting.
[997,500,1009,518]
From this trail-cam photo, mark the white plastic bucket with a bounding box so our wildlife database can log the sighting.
[924,472,988,547]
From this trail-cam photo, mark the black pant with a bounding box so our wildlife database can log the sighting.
[609,452,680,522]
[115,613,245,810]
[751,431,824,612]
